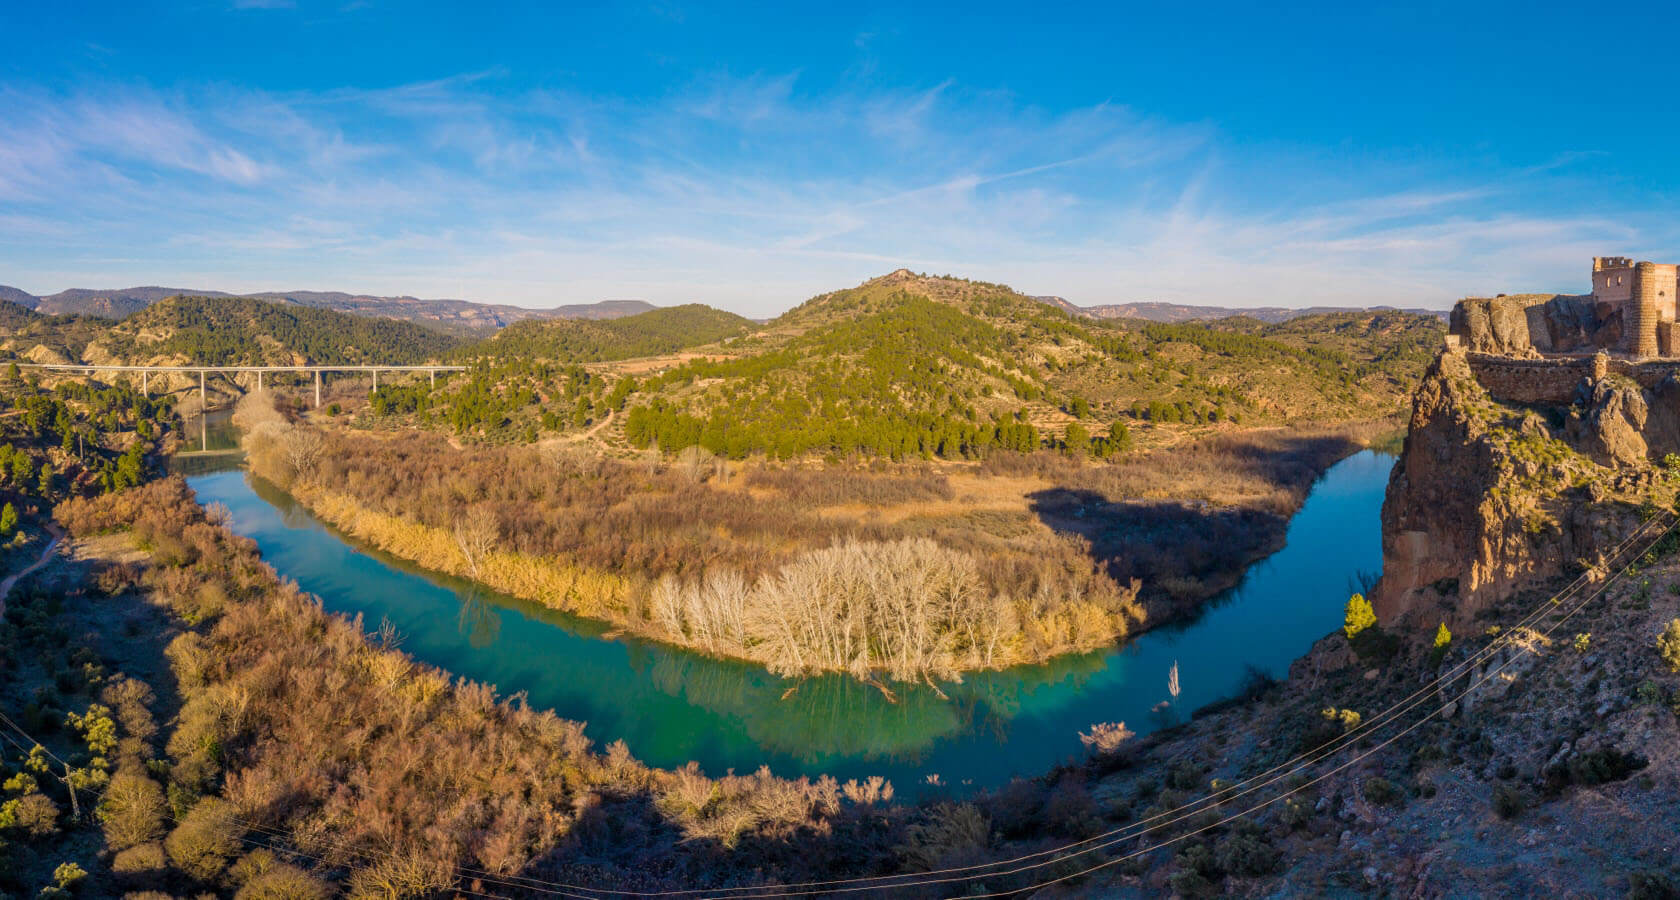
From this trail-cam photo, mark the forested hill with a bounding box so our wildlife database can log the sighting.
[612,271,1443,458]
[465,303,755,362]
[380,270,1444,456]
[92,295,463,366]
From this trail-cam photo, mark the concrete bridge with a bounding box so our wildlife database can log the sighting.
[17,363,465,408]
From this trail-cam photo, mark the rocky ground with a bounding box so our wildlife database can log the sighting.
[1052,523,1680,898]
[1032,347,1680,898]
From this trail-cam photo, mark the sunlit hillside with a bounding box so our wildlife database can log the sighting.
[383,270,1441,455]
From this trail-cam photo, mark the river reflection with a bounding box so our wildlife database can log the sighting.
[185,449,1394,793]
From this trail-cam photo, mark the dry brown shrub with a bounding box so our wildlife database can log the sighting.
[110,841,167,875]
[663,761,717,818]
[231,849,334,900]
[344,849,454,899]
[164,796,242,880]
[100,772,167,850]
[8,792,60,837]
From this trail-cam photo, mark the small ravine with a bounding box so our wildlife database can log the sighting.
[177,415,1393,794]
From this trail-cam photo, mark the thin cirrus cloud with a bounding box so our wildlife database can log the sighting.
[0,71,1650,315]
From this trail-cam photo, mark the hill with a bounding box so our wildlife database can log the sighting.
[0,301,121,364]
[0,284,657,336]
[468,303,754,362]
[91,295,462,365]
[401,269,1442,456]
[1036,296,1450,323]
[612,270,1441,458]
[0,299,42,331]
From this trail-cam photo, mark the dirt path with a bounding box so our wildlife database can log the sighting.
[582,408,615,439]
[0,523,65,615]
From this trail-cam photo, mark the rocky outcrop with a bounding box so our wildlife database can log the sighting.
[1566,376,1649,467]
[1373,349,1658,628]
[1451,294,1599,355]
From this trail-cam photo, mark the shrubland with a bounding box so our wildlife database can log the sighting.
[0,477,922,895]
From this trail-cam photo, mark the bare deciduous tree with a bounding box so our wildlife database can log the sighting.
[281,427,326,482]
[677,445,716,483]
[1078,721,1134,757]
[454,505,500,579]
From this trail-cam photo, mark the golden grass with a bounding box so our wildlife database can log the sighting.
[293,485,633,621]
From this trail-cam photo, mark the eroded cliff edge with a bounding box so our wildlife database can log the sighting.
[1375,344,1679,627]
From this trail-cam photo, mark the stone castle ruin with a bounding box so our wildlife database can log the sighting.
[1449,256,1680,406]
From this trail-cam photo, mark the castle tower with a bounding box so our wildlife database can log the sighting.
[1630,261,1662,359]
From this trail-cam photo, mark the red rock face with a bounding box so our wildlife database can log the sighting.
[1373,349,1649,630]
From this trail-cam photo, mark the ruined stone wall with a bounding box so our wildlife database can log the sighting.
[1465,353,1591,404]
[1661,321,1680,358]
[1466,351,1680,405]
[1593,260,1634,307]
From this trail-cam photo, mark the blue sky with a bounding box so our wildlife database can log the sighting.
[4,1,1679,316]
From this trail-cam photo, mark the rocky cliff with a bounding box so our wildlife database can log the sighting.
[1374,348,1674,627]
[1450,293,1606,355]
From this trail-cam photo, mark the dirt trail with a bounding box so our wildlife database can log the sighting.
[0,524,65,615]
[582,408,615,439]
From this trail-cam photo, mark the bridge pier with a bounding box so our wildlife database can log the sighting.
[430,369,435,389]
[257,370,263,393]
[315,370,321,408]
[372,368,378,392]
[141,370,148,398]
[200,370,206,411]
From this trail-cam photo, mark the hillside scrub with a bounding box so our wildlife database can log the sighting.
[17,477,935,894]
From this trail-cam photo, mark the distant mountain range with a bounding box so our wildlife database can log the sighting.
[1031,296,1450,324]
[0,285,656,336]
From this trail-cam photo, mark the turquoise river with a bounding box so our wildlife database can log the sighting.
[178,431,1393,795]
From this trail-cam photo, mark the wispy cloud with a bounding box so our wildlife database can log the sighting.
[0,71,1655,313]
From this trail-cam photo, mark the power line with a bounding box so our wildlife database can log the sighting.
[943,512,1680,898]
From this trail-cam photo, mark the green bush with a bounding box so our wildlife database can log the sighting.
[52,862,87,889]
[1169,842,1222,898]
[1362,776,1401,807]
[1214,823,1280,876]
[1492,783,1527,819]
